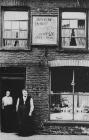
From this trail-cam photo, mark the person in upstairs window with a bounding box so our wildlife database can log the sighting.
[2,90,13,132]
[70,28,77,46]
[16,89,34,135]
[14,32,19,47]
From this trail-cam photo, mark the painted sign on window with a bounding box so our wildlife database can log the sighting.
[32,16,58,45]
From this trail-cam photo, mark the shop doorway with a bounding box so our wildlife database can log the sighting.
[0,67,26,132]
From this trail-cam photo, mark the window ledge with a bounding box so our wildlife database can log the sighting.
[59,48,89,53]
[0,46,31,51]
[44,120,89,125]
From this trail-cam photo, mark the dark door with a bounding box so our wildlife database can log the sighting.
[0,67,26,132]
[1,78,25,106]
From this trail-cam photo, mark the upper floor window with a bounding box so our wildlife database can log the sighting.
[61,12,86,49]
[3,11,28,49]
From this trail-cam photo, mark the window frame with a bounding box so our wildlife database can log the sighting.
[60,9,88,51]
[1,7,30,50]
[49,67,89,122]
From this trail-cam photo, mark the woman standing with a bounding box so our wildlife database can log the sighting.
[16,89,34,135]
[2,90,13,132]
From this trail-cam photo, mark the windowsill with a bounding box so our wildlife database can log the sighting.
[0,46,31,51]
[59,48,89,53]
[62,46,86,49]
[44,120,89,125]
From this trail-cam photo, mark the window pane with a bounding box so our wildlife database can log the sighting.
[62,29,71,37]
[4,21,11,29]
[62,29,85,38]
[62,12,86,19]
[74,95,89,121]
[12,30,19,38]
[51,68,72,93]
[4,11,28,20]
[62,20,78,29]
[3,39,27,48]
[70,20,78,28]
[12,21,19,30]
[19,40,27,47]
[75,29,86,37]
[62,38,70,47]
[3,40,13,47]
[62,20,70,28]
[62,38,86,48]
[4,31,12,38]
[76,38,86,47]
[19,31,28,39]
[20,22,28,30]
[78,20,85,28]
[50,94,73,120]
[75,68,89,92]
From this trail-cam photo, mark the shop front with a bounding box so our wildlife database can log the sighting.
[50,66,89,121]
[49,60,89,123]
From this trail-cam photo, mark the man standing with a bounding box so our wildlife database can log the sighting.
[16,89,34,135]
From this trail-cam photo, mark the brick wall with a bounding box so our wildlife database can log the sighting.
[26,65,49,129]
[0,0,82,8]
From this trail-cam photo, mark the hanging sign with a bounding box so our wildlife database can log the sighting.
[32,16,58,45]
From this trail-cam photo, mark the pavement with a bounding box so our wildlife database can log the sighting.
[0,132,89,140]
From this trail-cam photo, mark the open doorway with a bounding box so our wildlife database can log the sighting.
[0,67,26,132]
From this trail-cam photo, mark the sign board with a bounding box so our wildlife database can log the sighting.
[32,16,58,45]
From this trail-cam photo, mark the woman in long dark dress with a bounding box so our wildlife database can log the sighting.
[16,89,34,135]
[2,90,13,132]
[70,28,77,46]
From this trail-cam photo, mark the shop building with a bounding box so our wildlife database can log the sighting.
[0,0,89,134]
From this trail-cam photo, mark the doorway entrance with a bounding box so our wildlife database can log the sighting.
[0,67,26,132]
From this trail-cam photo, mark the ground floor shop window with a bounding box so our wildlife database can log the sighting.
[50,67,89,121]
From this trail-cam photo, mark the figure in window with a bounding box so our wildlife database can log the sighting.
[70,28,76,46]
[14,32,19,47]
